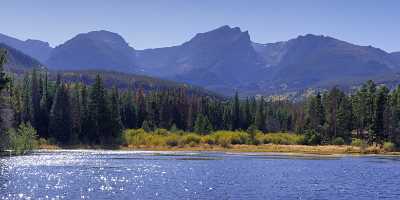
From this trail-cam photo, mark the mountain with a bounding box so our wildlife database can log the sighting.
[0,43,42,70]
[3,27,400,96]
[46,30,136,72]
[251,34,400,93]
[0,33,53,63]
[391,52,400,65]
[50,70,220,98]
[136,26,264,89]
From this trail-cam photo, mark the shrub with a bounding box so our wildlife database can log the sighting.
[351,138,364,147]
[211,131,249,147]
[304,130,321,145]
[154,128,169,135]
[332,137,345,145]
[170,124,179,133]
[181,134,201,146]
[201,135,215,145]
[165,134,180,147]
[7,123,38,155]
[383,142,395,152]
[259,133,304,145]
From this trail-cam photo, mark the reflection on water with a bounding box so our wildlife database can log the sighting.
[1,150,400,200]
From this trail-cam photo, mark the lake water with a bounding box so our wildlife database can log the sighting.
[1,150,400,200]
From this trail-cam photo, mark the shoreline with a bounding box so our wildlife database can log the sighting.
[36,144,400,156]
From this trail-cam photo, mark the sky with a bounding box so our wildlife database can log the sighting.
[1,0,399,52]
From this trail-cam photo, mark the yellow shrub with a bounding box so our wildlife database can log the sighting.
[259,133,304,145]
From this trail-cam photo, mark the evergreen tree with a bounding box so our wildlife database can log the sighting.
[87,75,111,145]
[21,74,32,123]
[109,87,123,144]
[121,90,137,129]
[80,84,91,143]
[254,96,266,131]
[38,71,50,138]
[194,114,213,134]
[373,86,389,145]
[49,82,72,145]
[231,91,241,130]
[336,96,352,143]
[0,49,9,92]
[31,69,41,129]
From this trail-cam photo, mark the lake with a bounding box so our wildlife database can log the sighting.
[1,150,400,200]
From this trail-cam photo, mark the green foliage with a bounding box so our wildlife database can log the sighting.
[7,123,38,155]
[332,137,345,145]
[257,133,305,145]
[351,138,365,147]
[304,129,321,145]
[165,134,180,147]
[122,129,308,148]
[383,142,395,152]
[0,49,10,92]
[6,69,400,152]
[247,124,259,144]
[194,114,213,134]
[181,134,201,145]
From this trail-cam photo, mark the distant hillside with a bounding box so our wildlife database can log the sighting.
[50,70,220,97]
[2,27,400,96]
[0,43,42,70]
[391,52,400,65]
[251,34,400,93]
[136,26,264,88]
[46,31,136,72]
[0,33,53,63]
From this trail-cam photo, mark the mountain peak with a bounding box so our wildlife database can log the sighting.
[189,25,249,45]
[47,30,136,72]
[73,30,130,47]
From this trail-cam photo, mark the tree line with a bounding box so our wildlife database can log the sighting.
[1,53,400,148]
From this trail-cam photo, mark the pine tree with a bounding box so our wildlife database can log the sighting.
[136,89,146,127]
[21,73,32,123]
[336,96,352,143]
[70,84,82,144]
[80,84,91,143]
[0,49,9,92]
[306,92,325,132]
[254,96,266,131]
[38,71,50,138]
[49,82,72,145]
[194,114,213,134]
[31,69,41,129]
[0,49,11,143]
[241,97,251,130]
[109,87,123,144]
[87,75,111,145]
[121,90,137,129]
[373,86,389,145]
[231,91,241,130]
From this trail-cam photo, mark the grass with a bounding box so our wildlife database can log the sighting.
[116,129,399,155]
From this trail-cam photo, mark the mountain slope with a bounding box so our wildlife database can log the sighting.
[3,27,400,96]
[0,33,53,63]
[46,30,136,72]
[391,52,400,65]
[137,25,264,89]
[52,70,220,97]
[252,34,400,93]
[0,43,42,70]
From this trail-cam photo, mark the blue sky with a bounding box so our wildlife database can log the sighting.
[1,0,399,52]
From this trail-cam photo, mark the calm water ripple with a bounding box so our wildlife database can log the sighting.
[1,150,400,200]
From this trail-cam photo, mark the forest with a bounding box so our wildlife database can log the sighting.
[1,49,400,154]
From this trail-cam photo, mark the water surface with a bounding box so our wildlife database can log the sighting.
[1,150,400,200]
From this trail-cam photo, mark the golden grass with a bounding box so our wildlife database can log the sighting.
[120,144,400,155]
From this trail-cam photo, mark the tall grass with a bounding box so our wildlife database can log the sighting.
[122,129,305,148]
